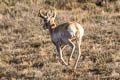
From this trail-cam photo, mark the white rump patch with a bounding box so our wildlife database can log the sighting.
[67,24,77,37]
[67,23,84,37]
[77,24,84,36]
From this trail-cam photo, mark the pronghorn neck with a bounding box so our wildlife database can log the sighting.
[48,23,56,35]
[48,18,56,35]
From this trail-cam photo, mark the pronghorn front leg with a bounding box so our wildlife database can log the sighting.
[56,45,68,66]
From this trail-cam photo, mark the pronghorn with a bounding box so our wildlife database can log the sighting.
[38,8,84,69]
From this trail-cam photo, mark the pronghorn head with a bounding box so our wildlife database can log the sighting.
[38,8,56,30]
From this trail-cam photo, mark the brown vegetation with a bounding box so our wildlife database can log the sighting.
[0,0,120,80]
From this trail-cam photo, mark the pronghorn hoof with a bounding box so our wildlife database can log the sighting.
[73,67,77,70]
[68,61,71,65]
[73,65,78,70]
[61,62,68,66]
[64,63,68,66]
[68,58,73,65]
[68,59,71,65]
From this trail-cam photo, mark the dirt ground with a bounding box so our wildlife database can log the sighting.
[0,1,120,80]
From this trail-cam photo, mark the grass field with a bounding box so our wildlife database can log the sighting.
[0,0,120,80]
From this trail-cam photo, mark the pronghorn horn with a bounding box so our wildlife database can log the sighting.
[49,7,56,19]
[47,10,51,17]
[38,9,47,19]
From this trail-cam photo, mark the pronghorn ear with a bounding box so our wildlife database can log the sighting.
[52,9,56,19]
[50,7,56,19]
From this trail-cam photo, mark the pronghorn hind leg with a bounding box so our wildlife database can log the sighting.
[73,37,82,69]
[56,45,68,66]
[67,40,75,65]
[61,45,67,51]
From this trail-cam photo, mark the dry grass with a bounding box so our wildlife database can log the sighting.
[0,0,120,80]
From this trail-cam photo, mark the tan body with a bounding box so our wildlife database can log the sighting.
[39,9,84,69]
[51,22,84,46]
